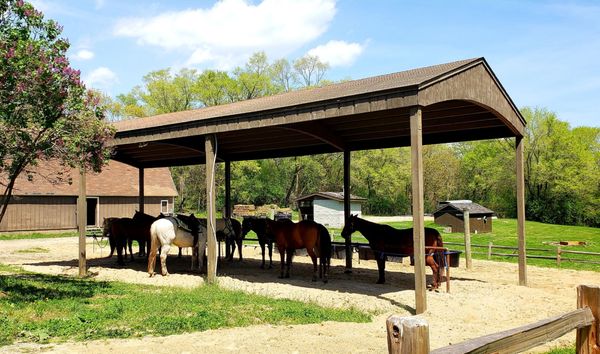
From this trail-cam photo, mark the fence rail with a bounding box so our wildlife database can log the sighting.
[444,241,600,266]
[387,285,600,354]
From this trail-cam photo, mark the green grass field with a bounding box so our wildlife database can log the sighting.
[0,265,370,347]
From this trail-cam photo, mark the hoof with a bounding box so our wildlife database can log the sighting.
[278,275,285,279]
[268,265,273,269]
[260,264,265,269]
[149,272,155,278]
[323,279,328,284]
[161,272,169,276]
[284,274,290,279]
[376,279,385,284]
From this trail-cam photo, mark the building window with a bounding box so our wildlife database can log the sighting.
[161,200,169,214]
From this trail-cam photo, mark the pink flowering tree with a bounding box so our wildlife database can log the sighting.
[0,0,115,223]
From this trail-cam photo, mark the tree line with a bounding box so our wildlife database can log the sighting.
[104,53,600,227]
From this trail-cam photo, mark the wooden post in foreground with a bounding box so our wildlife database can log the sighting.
[410,106,426,314]
[516,136,527,286]
[386,315,430,354]
[463,208,472,270]
[344,149,352,272]
[205,134,217,284]
[138,167,145,214]
[77,168,87,277]
[576,285,600,353]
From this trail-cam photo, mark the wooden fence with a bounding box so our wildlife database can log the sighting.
[444,241,600,266]
[386,284,599,354]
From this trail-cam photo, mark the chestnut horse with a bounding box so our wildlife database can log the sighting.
[341,214,444,288]
[266,219,331,283]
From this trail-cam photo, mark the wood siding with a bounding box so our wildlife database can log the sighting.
[434,213,492,233]
[0,196,173,232]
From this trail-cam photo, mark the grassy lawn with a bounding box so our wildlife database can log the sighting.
[0,232,76,241]
[0,265,370,347]
[329,219,600,272]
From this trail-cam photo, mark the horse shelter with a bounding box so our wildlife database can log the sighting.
[76,57,527,314]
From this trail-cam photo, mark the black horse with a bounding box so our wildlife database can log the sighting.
[241,217,293,269]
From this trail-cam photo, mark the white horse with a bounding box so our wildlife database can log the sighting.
[148,216,207,277]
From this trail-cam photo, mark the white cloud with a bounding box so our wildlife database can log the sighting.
[84,67,118,91]
[307,40,365,67]
[72,49,95,60]
[114,0,337,69]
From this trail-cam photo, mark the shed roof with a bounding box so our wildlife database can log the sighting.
[296,192,367,203]
[110,57,525,168]
[434,201,494,215]
[4,160,177,197]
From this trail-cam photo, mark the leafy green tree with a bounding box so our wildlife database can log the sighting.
[138,68,199,114]
[0,0,114,223]
[270,58,296,92]
[293,55,329,87]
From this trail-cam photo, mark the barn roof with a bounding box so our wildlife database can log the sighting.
[296,192,367,203]
[109,57,525,168]
[433,201,494,215]
[4,160,177,197]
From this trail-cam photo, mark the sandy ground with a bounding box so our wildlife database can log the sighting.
[0,236,598,354]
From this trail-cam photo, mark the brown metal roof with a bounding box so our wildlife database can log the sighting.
[110,57,525,168]
[4,160,177,197]
[296,192,367,203]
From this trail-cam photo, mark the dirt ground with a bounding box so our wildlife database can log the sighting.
[0,236,598,353]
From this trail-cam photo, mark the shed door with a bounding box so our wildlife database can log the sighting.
[86,197,98,226]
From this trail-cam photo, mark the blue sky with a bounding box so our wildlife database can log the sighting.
[33,0,600,127]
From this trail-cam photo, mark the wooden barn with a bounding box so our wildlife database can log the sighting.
[297,192,366,228]
[0,160,177,233]
[433,200,494,233]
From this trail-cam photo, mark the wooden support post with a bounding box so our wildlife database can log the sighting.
[516,136,528,286]
[488,241,493,260]
[205,135,217,284]
[344,149,352,272]
[410,106,426,314]
[77,168,87,278]
[463,208,472,270]
[225,160,231,219]
[138,167,145,214]
[576,285,600,354]
[557,246,562,267]
[386,315,430,354]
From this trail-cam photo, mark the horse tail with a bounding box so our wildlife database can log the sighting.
[148,221,160,276]
[432,228,445,269]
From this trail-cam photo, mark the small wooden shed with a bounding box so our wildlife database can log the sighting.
[0,160,177,232]
[433,200,494,233]
[297,192,366,228]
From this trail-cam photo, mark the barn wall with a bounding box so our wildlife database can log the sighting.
[0,196,174,233]
[313,199,362,228]
[0,196,77,232]
[434,213,492,233]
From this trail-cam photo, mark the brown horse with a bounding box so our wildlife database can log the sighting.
[266,219,331,283]
[341,214,444,289]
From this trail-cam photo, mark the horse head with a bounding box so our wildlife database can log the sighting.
[341,214,358,240]
[241,217,253,237]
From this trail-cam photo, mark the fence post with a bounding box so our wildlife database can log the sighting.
[463,208,472,270]
[488,241,493,260]
[557,246,562,267]
[387,315,430,354]
[576,285,600,354]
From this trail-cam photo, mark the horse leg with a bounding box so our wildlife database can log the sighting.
[259,240,266,269]
[178,247,182,258]
[148,237,159,277]
[278,246,286,278]
[128,239,134,261]
[139,239,146,257]
[267,241,274,269]
[426,254,440,290]
[285,249,294,278]
[160,244,171,276]
[307,248,318,282]
[375,252,386,284]
[236,237,243,261]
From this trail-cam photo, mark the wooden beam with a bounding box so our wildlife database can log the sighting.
[463,208,472,270]
[225,160,231,218]
[279,122,345,151]
[516,136,527,286]
[205,134,217,283]
[432,307,594,354]
[344,149,352,271]
[78,168,87,278]
[138,167,145,214]
[410,106,426,314]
